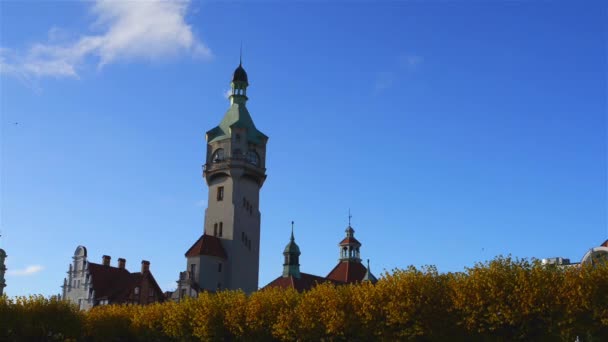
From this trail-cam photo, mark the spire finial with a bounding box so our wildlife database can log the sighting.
[367,259,370,270]
[291,221,295,241]
[239,42,243,66]
[348,209,352,226]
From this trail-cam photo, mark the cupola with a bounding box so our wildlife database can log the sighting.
[282,221,301,278]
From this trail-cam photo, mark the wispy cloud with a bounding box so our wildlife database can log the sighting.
[401,55,424,69]
[195,199,207,207]
[223,88,232,99]
[7,265,44,276]
[373,71,394,93]
[374,53,424,94]
[0,0,210,82]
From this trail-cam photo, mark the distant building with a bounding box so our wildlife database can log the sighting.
[581,239,608,266]
[61,246,164,310]
[173,60,268,299]
[327,224,377,284]
[264,222,377,292]
[0,248,6,296]
[543,239,608,268]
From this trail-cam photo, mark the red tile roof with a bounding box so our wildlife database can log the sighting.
[601,239,608,248]
[263,273,342,292]
[185,234,227,259]
[339,237,361,246]
[326,260,368,284]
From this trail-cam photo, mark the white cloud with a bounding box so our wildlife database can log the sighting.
[373,71,394,93]
[0,0,210,80]
[374,54,424,93]
[195,199,207,207]
[401,55,424,69]
[223,88,232,99]
[7,265,44,276]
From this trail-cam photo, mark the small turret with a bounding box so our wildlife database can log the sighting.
[229,58,249,105]
[282,221,301,278]
[362,259,378,284]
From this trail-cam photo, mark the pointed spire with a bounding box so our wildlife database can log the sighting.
[362,259,378,284]
[348,209,352,226]
[283,220,301,278]
[239,42,243,66]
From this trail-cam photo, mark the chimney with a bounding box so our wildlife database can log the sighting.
[141,260,150,273]
[117,258,126,269]
[102,255,111,266]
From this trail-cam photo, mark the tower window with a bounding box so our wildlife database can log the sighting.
[219,222,223,237]
[217,187,224,201]
[236,134,241,143]
[218,263,222,272]
[212,149,225,163]
[214,223,218,236]
[190,264,196,279]
[246,151,259,166]
[217,283,221,290]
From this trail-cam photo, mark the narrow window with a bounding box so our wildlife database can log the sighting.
[217,283,221,290]
[243,198,246,207]
[242,232,245,241]
[236,134,241,142]
[217,186,224,201]
[214,223,218,236]
[190,264,196,279]
[219,222,223,237]
[218,263,222,272]
[134,287,140,295]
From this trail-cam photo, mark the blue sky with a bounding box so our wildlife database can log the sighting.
[1,1,606,297]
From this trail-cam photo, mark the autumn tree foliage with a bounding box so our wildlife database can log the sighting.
[1,257,607,341]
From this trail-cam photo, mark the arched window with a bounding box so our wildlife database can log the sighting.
[246,151,259,166]
[212,149,225,163]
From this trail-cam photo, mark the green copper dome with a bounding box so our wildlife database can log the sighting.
[283,232,301,254]
[232,63,248,85]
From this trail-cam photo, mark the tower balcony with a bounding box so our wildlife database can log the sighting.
[203,154,266,175]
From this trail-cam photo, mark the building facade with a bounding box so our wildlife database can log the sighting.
[61,245,164,310]
[175,61,268,298]
[265,222,377,292]
[0,248,6,296]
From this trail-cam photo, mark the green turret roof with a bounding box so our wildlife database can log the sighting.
[283,229,301,254]
[206,102,267,144]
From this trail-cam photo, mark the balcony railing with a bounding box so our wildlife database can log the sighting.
[202,155,263,172]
